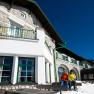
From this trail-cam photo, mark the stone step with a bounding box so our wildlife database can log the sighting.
[0,84,59,94]
[5,89,58,94]
[0,85,37,91]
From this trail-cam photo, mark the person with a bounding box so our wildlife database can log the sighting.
[68,70,77,90]
[60,71,68,90]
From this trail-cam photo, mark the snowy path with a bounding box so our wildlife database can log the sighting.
[57,83,94,94]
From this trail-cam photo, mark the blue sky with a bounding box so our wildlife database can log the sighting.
[36,0,94,60]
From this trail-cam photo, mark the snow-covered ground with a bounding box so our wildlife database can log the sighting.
[57,82,94,94]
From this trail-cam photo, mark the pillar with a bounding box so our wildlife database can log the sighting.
[11,56,18,84]
[46,62,50,83]
[35,56,46,84]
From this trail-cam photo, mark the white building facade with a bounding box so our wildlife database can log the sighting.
[0,0,61,85]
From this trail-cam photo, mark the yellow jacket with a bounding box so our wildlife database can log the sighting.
[68,73,76,81]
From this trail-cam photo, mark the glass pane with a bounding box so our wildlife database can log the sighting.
[27,72,32,76]
[84,74,87,79]
[2,71,10,76]
[0,57,4,65]
[22,59,26,65]
[27,66,32,71]
[31,66,34,71]
[4,57,13,65]
[3,66,11,70]
[22,66,26,71]
[21,72,26,76]
[27,77,32,82]
[1,77,10,83]
[27,59,32,65]
[9,26,15,36]
[20,77,26,82]
[15,28,21,37]
[89,74,93,79]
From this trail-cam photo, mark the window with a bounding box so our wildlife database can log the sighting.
[62,55,68,61]
[0,56,13,84]
[85,64,88,68]
[84,74,88,80]
[89,74,93,79]
[79,62,83,66]
[21,12,26,19]
[56,53,62,59]
[71,59,77,64]
[8,20,22,37]
[18,57,35,83]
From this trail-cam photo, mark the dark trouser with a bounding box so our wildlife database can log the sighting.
[61,80,68,90]
[69,81,76,90]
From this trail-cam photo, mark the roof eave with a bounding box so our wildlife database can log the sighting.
[56,47,85,61]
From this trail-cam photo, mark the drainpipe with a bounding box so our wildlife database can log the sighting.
[53,48,57,82]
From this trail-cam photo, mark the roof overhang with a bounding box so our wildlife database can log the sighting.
[56,47,85,61]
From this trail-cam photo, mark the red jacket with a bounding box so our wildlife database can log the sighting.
[61,73,68,81]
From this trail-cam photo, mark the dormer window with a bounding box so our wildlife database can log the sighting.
[21,11,26,19]
[71,59,77,64]
[62,55,68,61]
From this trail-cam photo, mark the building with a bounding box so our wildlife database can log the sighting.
[0,0,92,85]
[54,46,92,82]
[0,0,65,85]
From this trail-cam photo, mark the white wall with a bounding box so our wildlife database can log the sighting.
[0,28,44,56]
[0,2,56,84]
[35,56,46,84]
[44,43,55,83]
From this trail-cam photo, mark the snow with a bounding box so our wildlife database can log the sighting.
[57,82,94,94]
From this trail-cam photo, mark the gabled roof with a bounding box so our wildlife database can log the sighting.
[0,0,64,44]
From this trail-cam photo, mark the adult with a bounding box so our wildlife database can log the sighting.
[68,70,76,90]
[60,71,68,90]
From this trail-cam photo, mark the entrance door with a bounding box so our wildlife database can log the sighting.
[17,57,35,83]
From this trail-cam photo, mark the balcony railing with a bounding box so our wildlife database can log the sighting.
[0,26,37,40]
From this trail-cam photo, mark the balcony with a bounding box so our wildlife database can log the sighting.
[0,26,36,40]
